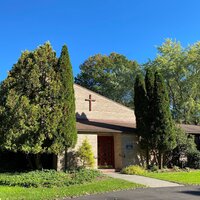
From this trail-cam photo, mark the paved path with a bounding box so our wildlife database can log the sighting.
[105,172,182,188]
[67,186,200,200]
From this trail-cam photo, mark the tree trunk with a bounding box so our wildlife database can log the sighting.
[64,149,68,170]
[34,154,43,170]
[146,148,149,169]
[26,154,34,170]
[158,153,164,169]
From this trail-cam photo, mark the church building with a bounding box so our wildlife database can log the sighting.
[56,84,200,171]
[56,84,139,171]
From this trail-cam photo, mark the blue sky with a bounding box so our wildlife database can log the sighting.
[1,0,200,81]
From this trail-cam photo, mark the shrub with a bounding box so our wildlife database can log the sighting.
[148,165,159,172]
[121,165,146,175]
[77,138,95,168]
[184,167,191,172]
[173,165,181,172]
[187,150,200,169]
[170,128,196,168]
[0,169,102,188]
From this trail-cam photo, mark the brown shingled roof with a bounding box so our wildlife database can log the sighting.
[178,124,200,134]
[76,119,200,135]
[76,119,136,133]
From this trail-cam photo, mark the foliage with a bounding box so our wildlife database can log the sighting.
[134,74,148,140]
[134,70,176,169]
[172,165,181,172]
[187,150,200,169]
[0,43,60,155]
[134,73,149,164]
[0,169,102,188]
[0,43,77,169]
[145,68,155,150]
[68,168,101,184]
[75,53,139,107]
[56,45,77,149]
[175,128,196,154]
[145,39,200,124]
[185,167,191,172]
[148,165,159,172]
[170,127,197,167]
[77,138,95,168]
[0,178,143,200]
[121,165,146,175]
[153,72,176,168]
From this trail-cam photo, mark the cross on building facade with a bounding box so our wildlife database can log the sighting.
[85,94,96,111]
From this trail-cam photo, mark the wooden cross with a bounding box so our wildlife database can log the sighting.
[85,94,96,111]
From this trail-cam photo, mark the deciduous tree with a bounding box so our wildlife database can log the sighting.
[146,39,200,124]
[75,53,139,107]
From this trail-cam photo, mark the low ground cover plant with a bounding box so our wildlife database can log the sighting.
[0,169,144,200]
[0,169,102,188]
[121,165,146,175]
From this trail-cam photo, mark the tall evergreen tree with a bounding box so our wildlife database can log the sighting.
[57,45,77,149]
[134,73,149,165]
[0,43,62,168]
[0,43,77,169]
[154,72,176,169]
[145,68,155,106]
[145,68,155,154]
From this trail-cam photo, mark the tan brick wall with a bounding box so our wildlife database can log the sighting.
[74,84,135,123]
[121,134,141,167]
[66,132,142,170]
[114,133,123,170]
[56,153,65,171]
[67,133,98,169]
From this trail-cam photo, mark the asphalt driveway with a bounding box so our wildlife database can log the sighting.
[66,186,200,200]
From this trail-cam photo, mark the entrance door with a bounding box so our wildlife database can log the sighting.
[98,136,115,168]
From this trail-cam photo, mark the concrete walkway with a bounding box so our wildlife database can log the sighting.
[105,172,183,188]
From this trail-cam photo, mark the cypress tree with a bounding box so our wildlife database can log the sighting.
[154,72,176,169]
[57,45,77,149]
[134,73,149,165]
[145,68,155,155]
[145,68,155,105]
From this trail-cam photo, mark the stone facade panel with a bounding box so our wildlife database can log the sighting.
[75,84,135,123]
[67,133,98,169]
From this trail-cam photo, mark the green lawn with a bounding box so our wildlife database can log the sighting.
[0,178,143,200]
[144,170,200,185]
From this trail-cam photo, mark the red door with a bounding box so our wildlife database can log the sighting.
[98,136,115,168]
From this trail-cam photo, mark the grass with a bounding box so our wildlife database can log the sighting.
[0,178,143,200]
[144,170,200,185]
